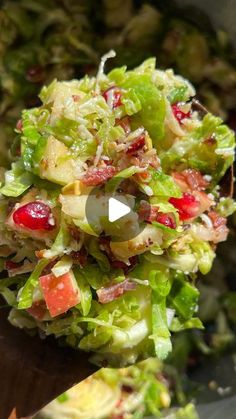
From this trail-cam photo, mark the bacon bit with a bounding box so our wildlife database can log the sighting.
[110,256,138,274]
[16,119,23,132]
[204,136,217,146]
[126,134,146,155]
[194,191,213,213]
[99,237,138,272]
[81,166,116,186]
[69,227,81,242]
[139,202,158,222]
[70,249,88,267]
[72,94,80,102]
[138,171,150,181]
[116,116,131,134]
[139,202,176,228]
[99,236,113,259]
[207,211,229,243]
[117,179,139,195]
[130,149,160,169]
[97,279,136,304]
[169,193,200,221]
[41,258,59,276]
[172,103,191,124]
[7,200,16,215]
[173,169,209,192]
[27,300,48,320]
[121,384,133,393]
[110,260,128,270]
[208,211,227,228]
[103,86,122,108]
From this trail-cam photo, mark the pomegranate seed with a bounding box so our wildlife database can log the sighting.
[172,103,191,124]
[81,166,116,186]
[103,86,122,108]
[126,134,146,155]
[13,201,55,231]
[156,213,176,229]
[169,193,200,221]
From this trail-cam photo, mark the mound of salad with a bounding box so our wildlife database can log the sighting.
[38,358,198,419]
[0,52,235,367]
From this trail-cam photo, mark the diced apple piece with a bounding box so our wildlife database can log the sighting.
[39,136,76,185]
[39,270,80,317]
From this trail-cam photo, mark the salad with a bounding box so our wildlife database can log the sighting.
[1,0,236,169]
[0,53,235,367]
[38,358,198,419]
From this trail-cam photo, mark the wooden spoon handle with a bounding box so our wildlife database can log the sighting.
[0,309,96,419]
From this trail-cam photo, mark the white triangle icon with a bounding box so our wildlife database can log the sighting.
[108,197,131,223]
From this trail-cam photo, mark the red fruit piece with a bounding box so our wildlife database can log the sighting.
[173,169,209,192]
[13,201,55,231]
[139,202,159,222]
[103,86,122,108]
[156,213,176,229]
[138,202,176,228]
[81,166,116,186]
[169,192,200,221]
[208,211,227,228]
[172,103,191,124]
[97,279,136,304]
[116,116,131,134]
[194,191,213,213]
[27,300,48,320]
[126,134,146,155]
[39,271,80,317]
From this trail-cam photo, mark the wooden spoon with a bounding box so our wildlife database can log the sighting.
[0,308,96,419]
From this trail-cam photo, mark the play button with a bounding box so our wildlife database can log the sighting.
[85,177,151,241]
[108,197,131,222]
